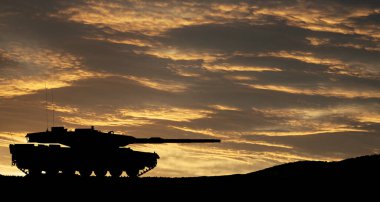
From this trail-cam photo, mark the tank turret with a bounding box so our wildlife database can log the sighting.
[9,126,220,177]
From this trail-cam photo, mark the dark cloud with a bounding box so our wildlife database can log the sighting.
[161,22,311,53]
[0,0,177,80]
[329,0,380,8]
[313,46,380,66]
[216,55,329,72]
[51,77,176,108]
[350,13,380,25]
[175,108,276,132]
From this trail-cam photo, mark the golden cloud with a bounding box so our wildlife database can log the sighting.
[0,132,26,147]
[307,37,330,46]
[249,84,380,98]
[258,105,380,120]
[260,51,344,67]
[246,105,380,136]
[244,128,367,137]
[123,75,188,92]
[209,104,240,111]
[59,105,214,130]
[204,64,282,72]
[169,126,227,139]
[255,4,377,38]
[258,151,341,163]
[53,1,256,36]
[120,106,213,122]
[168,125,294,151]
[263,51,380,79]
[225,75,255,81]
[83,36,154,48]
[131,143,262,177]
[145,47,220,61]
[307,37,380,52]
[61,113,151,127]
[226,139,293,149]
[54,1,205,36]
[46,104,79,113]
[0,44,106,98]
[143,143,341,177]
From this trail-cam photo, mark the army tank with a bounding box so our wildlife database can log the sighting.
[9,126,220,177]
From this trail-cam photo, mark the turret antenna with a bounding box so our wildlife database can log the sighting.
[51,66,55,127]
[45,83,49,130]
[51,88,54,127]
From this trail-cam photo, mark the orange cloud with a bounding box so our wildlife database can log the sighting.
[60,105,213,127]
[0,132,26,147]
[258,51,380,79]
[209,105,240,111]
[137,143,341,177]
[255,4,378,38]
[124,75,188,93]
[46,104,78,113]
[225,75,255,81]
[245,105,380,136]
[0,44,106,98]
[145,47,220,61]
[120,106,213,122]
[226,139,293,149]
[53,1,255,36]
[61,113,151,127]
[83,36,154,48]
[54,1,206,36]
[307,37,380,52]
[248,84,380,98]
[204,64,282,72]
[131,143,263,177]
[169,126,227,139]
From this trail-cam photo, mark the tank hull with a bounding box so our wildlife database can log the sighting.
[9,144,159,177]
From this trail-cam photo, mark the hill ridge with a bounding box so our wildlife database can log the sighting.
[0,154,379,198]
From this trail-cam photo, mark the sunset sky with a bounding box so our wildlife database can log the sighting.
[1,0,380,177]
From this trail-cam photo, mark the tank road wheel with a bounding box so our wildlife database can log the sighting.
[109,169,122,177]
[94,169,107,177]
[79,169,92,177]
[28,168,41,177]
[126,169,139,178]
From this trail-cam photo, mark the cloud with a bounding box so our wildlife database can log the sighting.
[0,43,104,98]
[161,22,310,53]
[204,64,282,72]
[244,130,380,159]
[350,13,380,26]
[60,113,152,127]
[248,84,380,99]
[120,105,213,122]
[123,75,189,93]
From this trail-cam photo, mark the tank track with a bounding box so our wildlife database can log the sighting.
[138,162,157,177]
[21,163,158,177]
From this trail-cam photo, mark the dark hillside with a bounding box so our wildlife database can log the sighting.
[1,154,379,199]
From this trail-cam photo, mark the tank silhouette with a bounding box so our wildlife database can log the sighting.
[9,126,220,177]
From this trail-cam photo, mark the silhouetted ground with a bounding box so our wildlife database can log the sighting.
[1,154,379,199]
